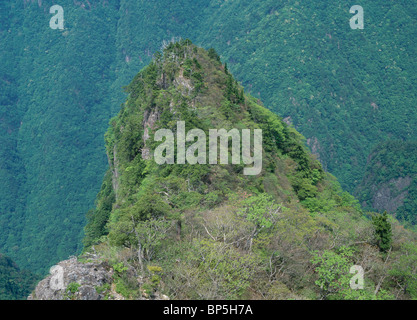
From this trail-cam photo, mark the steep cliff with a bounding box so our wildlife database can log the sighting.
[355,141,417,225]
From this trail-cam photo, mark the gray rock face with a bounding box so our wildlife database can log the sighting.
[28,256,113,300]
[372,176,412,213]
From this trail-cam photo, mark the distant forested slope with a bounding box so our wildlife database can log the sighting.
[0,0,119,273]
[0,254,38,300]
[356,141,417,225]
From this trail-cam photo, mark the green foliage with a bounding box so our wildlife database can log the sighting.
[0,254,39,300]
[111,262,140,299]
[0,0,120,274]
[389,242,417,299]
[293,178,318,201]
[312,246,396,300]
[63,282,82,300]
[238,194,281,230]
[112,262,128,275]
[1,0,415,298]
[372,211,393,253]
[83,170,116,248]
[147,265,163,291]
[312,247,355,299]
[147,265,163,273]
[114,278,134,299]
[95,283,111,299]
[197,0,417,197]
[78,42,417,301]
[134,219,172,261]
[356,141,417,224]
[1,0,417,280]
[66,282,81,294]
[207,48,221,62]
[189,239,258,299]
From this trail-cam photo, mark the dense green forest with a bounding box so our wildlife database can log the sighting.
[0,0,416,290]
[79,42,417,300]
[356,141,417,226]
[0,0,119,274]
[0,254,38,300]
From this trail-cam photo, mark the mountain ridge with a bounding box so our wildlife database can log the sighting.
[28,41,417,300]
[1,0,416,280]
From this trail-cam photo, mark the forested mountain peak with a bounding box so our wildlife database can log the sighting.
[29,41,415,300]
[1,0,416,300]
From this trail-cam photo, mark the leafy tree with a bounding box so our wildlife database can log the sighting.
[207,48,221,62]
[312,247,355,299]
[372,211,392,253]
[185,239,258,299]
[133,218,172,272]
[389,242,417,299]
[237,194,282,251]
[311,247,390,300]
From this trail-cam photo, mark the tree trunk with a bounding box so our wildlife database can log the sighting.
[176,220,182,241]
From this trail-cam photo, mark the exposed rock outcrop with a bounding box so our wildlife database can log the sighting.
[371,176,412,213]
[28,254,170,300]
[142,107,160,160]
[28,256,114,300]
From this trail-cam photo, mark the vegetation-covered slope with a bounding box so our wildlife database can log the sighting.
[0,254,38,300]
[196,0,417,194]
[1,0,416,279]
[105,0,417,194]
[0,0,27,269]
[0,0,119,274]
[80,42,417,300]
[356,141,417,226]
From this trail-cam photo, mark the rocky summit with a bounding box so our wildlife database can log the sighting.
[28,256,112,300]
